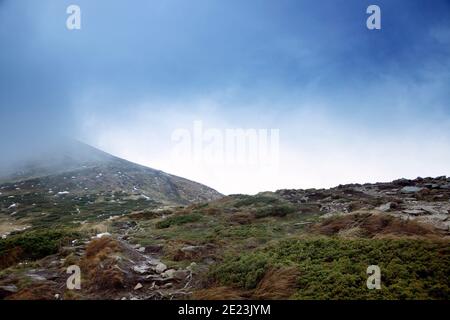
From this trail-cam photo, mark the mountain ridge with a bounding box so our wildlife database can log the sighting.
[0,140,222,205]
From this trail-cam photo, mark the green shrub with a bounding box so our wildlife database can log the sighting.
[0,229,79,269]
[156,213,202,229]
[234,195,281,207]
[209,238,450,299]
[209,252,271,289]
[255,204,296,218]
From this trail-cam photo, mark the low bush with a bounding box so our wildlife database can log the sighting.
[208,238,450,299]
[234,195,281,208]
[0,229,79,269]
[255,204,296,218]
[156,213,202,229]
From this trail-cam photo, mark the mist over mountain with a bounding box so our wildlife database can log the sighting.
[0,139,222,205]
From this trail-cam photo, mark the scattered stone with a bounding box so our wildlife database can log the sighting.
[54,294,60,299]
[181,245,207,253]
[95,232,111,239]
[376,202,393,212]
[146,257,161,266]
[155,263,167,273]
[26,273,47,282]
[162,269,176,278]
[402,209,425,216]
[419,206,441,215]
[401,186,424,194]
[132,264,150,274]
[134,283,143,290]
[144,244,164,254]
[173,270,190,280]
[294,222,313,226]
[186,262,197,272]
[0,285,18,298]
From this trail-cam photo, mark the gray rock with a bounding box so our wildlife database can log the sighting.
[420,206,440,215]
[186,262,197,272]
[376,202,393,212]
[181,245,207,253]
[144,244,164,254]
[402,209,425,216]
[400,186,424,194]
[155,263,167,274]
[173,270,190,280]
[132,264,150,274]
[134,283,143,290]
[161,269,176,278]
[0,285,18,293]
[26,273,46,282]
[0,285,18,298]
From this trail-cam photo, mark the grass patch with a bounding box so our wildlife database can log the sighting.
[255,204,296,218]
[156,213,202,229]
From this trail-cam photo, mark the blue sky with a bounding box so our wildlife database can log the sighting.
[1,0,449,194]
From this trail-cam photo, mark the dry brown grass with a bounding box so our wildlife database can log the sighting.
[193,266,299,300]
[228,212,255,225]
[80,237,124,292]
[312,213,440,238]
[6,283,57,300]
[204,207,221,215]
[253,266,299,300]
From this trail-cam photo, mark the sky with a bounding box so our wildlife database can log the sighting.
[0,0,449,194]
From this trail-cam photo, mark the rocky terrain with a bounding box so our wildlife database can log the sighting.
[0,168,449,299]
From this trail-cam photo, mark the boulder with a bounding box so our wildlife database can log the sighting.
[0,285,18,299]
[132,264,150,274]
[402,209,425,216]
[144,244,164,254]
[155,263,167,274]
[186,262,197,272]
[173,270,190,280]
[400,186,424,194]
[162,269,176,278]
[376,202,393,212]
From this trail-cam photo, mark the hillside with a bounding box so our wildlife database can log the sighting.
[0,175,449,300]
[0,140,222,207]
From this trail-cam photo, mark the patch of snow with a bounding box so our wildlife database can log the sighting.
[95,232,111,239]
[57,191,70,195]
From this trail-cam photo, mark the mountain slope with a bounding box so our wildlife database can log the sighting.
[0,140,222,205]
